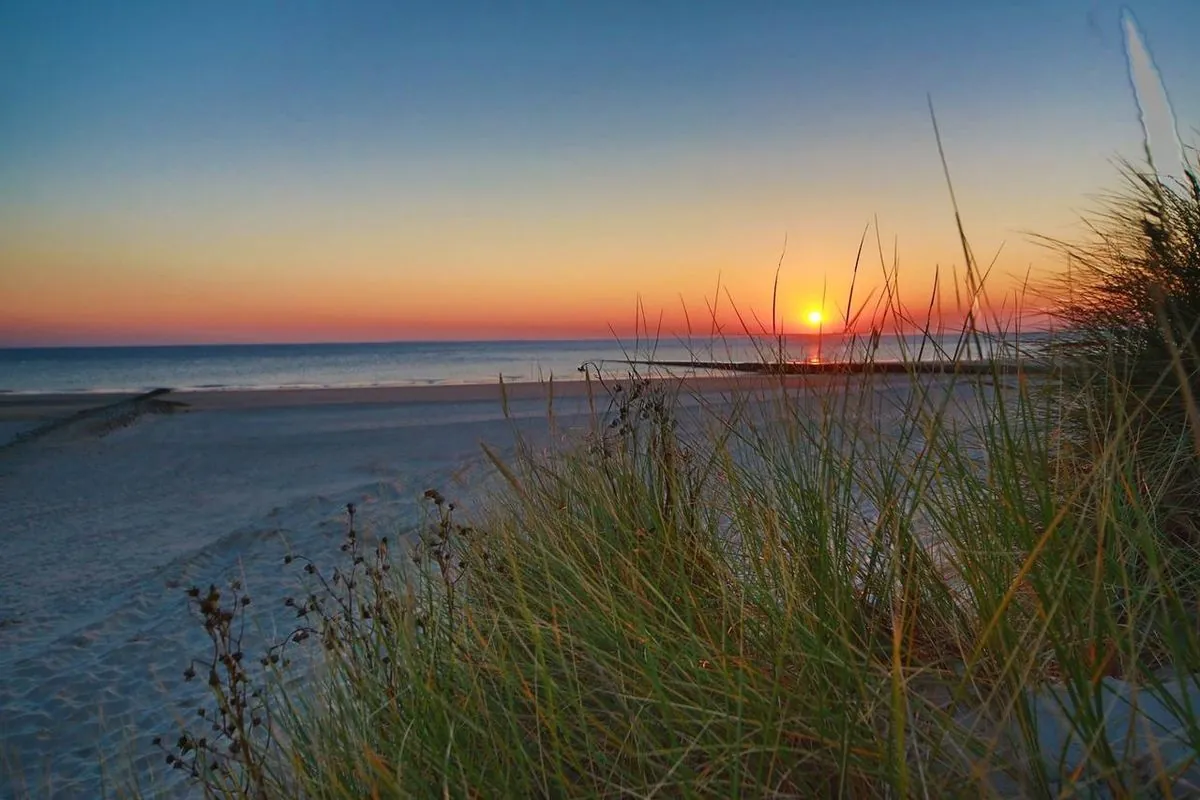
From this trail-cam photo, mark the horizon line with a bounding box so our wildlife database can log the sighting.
[0,328,1051,351]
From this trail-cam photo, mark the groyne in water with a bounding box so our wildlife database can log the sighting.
[0,388,187,452]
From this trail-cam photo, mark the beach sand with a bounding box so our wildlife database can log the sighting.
[0,374,1001,797]
[0,382,594,796]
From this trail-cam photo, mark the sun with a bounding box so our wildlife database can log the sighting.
[805,309,824,327]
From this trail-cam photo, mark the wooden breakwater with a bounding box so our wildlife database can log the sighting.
[0,388,187,453]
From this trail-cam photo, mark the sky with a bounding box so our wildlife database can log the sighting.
[1,1,1198,346]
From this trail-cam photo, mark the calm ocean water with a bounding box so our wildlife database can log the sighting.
[0,334,1037,394]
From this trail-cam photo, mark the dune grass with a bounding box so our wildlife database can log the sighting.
[143,152,1200,799]
[1042,159,1200,556]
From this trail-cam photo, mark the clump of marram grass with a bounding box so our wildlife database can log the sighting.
[1044,153,1200,553]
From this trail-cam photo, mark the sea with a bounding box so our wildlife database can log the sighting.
[0,333,1040,395]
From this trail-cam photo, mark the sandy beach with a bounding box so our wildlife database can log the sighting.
[0,381,615,797]
[0,373,1016,797]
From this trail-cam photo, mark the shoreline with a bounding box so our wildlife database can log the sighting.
[0,364,1037,422]
[0,377,724,420]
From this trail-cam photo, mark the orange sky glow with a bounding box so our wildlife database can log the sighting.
[1,2,1195,347]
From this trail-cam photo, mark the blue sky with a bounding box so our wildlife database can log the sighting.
[6,2,1193,165]
[1,1,1197,344]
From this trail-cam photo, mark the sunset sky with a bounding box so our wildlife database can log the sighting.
[2,1,1197,346]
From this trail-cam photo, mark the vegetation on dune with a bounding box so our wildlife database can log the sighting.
[140,149,1200,799]
[1044,158,1200,553]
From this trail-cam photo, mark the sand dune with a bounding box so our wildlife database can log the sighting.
[0,375,1001,797]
